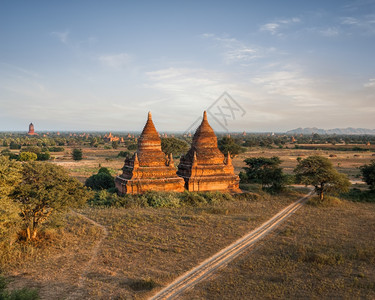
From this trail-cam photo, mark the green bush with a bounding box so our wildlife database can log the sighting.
[18,152,37,161]
[36,152,50,161]
[143,191,181,208]
[72,148,83,161]
[85,171,115,191]
[0,275,39,300]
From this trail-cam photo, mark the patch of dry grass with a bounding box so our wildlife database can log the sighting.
[4,192,302,299]
[181,200,375,299]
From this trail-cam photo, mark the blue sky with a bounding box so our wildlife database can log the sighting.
[0,0,374,132]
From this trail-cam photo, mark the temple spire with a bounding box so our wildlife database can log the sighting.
[203,111,207,121]
[226,152,232,165]
[148,111,152,120]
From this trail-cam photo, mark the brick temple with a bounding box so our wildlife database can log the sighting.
[27,123,38,136]
[115,112,185,194]
[177,111,240,192]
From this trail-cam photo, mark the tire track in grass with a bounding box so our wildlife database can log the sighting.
[150,190,314,300]
[67,210,108,300]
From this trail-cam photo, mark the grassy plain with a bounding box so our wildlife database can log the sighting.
[2,144,375,299]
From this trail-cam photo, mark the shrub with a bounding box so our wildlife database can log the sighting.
[118,151,131,158]
[0,275,39,300]
[85,167,115,190]
[37,152,50,161]
[144,191,181,208]
[72,148,83,161]
[18,152,37,161]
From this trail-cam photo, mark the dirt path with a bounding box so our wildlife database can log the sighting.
[66,211,109,300]
[150,190,314,300]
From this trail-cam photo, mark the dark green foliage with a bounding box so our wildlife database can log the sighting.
[85,168,115,190]
[218,136,245,157]
[240,156,287,192]
[112,141,119,149]
[36,152,50,161]
[127,143,137,151]
[0,275,39,300]
[161,137,189,157]
[340,188,375,203]
[72,148,83,161]
[118,151,131,158]
[360,160,375,190]
[48,146,64,152]
[9,142,21,150]
[294,155,350,201]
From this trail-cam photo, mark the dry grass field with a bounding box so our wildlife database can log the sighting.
[181,200,375,299]
[5,191,301,299]
[2,145,375,299]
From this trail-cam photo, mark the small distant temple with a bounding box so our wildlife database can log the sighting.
[103,132,120,142]
[115,112,185,194]
[27,123,38,136]
[177,111,240,192]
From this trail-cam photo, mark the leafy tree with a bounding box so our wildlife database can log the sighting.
[85,167,115,190]
[118,150,131,158]
[37,152,50,161]
[360,160,375,191]
[294,155,350,201]
[127,143,137,151]
[10,162,90,240]
[218,137,245,157]
[72,148,83,161]
[0,157,22,242]
[9,141,21,150]
[18,151,38,161]
[161,137,189,157]
[112,141,119,149]
[240,156,287,192]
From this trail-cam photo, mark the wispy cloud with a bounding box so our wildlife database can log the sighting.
[201,33,259,64]
[51,30,69,44]
[319,27,340,37]
[364,78,375,87]
[260,17,300,36]
[98,53,132,69]
[340,14,375,34]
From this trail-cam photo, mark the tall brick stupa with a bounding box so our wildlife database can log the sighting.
[115,112,185,194]
[27,123,38,136]
[177,111,240,192]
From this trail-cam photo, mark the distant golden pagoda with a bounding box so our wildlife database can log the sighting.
[177,111,240,192]
[115,112,185,194]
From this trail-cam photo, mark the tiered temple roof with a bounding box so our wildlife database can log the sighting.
[177,111,240,192]
[115,112,185,194]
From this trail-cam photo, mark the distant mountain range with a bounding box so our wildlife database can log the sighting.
[286,127,375,135]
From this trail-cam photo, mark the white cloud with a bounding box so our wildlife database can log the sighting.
[340,14,375,34]
[201,33,259,64]
[98,53,132,69]
[364,78,375,87]
[51,30,69,44]
[260,17,301,36]
[320,27,339,37]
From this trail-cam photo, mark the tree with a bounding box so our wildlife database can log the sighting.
[218,137,245,157]
[0,157,22,242]
[161,137,189,157]
[10,162,90,240]
[72,148,83,161]
[294,155,350,201]
[360,160,375,191]
[18,151,37,161]
[85,167,115,190]
[112,141,119,149]
[240,156,287,192]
